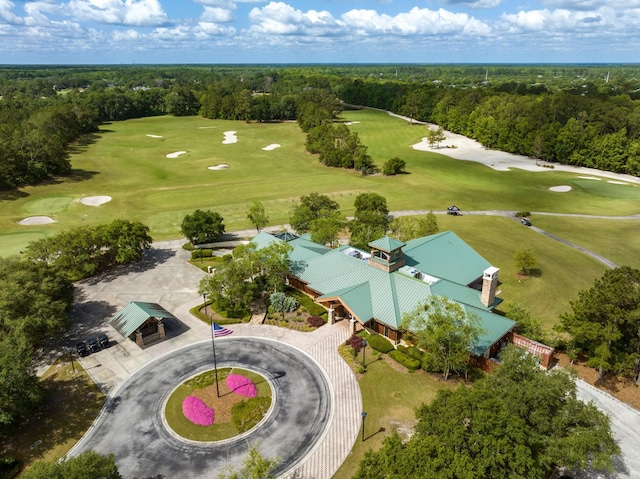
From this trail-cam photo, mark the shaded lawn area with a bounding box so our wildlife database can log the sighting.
[333,352,458,479]
[0,358,105,474]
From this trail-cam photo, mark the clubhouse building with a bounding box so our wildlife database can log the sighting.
[252,230,554,369]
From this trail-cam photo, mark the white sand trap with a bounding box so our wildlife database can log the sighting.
[222,131,238,144]
[18,216,55,225]
[198,126,217,129]
[146,134,163,138]
[608,181,630,185]
[549,185,572,192]
[344,121,361,125]
[166,151,187,158]
[208,164,230,171]
[578,176,602,180]
[262,144,281,151]
[80,196,112,206]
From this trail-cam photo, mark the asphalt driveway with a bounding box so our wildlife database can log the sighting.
[73,337,331,478]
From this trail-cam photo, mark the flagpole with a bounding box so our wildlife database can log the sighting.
[204,293,220,398]
[212,322,220,398]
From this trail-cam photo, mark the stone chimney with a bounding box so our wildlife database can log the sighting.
[481,266,499,307]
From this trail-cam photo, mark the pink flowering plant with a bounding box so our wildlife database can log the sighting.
[182,395,215,426]
[226,374,257,398]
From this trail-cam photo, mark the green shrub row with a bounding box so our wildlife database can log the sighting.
[389,350,421,371]
[397,344,424,361]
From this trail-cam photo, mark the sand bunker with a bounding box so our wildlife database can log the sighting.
[146,134,163,138]
[549,186,572,192]
[222,131,238,144]
[198,126,217,129]
[608,180,630,185]
[18,216,55,225]
[166,151,187,158]
[344,121,361,126]
[80,196,112,206]
[578,176,602,180]
[262,144,281,151]
[208,164,229,171]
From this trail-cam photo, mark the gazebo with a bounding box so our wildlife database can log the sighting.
[109,301,175,347]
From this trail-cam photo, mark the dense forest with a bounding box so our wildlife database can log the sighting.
[2,64,640,190]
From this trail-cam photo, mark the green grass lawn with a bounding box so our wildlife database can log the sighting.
[531,216,640,270]
[333,355,457,479]
[2,110,639,259]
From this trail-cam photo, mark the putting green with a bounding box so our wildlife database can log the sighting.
[23,195,75,215]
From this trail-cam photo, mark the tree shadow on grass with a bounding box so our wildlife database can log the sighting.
[0,362,105,468]
[0,189,29,202]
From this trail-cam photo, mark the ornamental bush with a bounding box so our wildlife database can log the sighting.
[346,334,365,354]
[307,315,325,328]
[269,292,299,313]
[367,334,394,354]
[389,349,421,370]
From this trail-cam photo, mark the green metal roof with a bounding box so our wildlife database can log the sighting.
[109,301,176,338]
[249,230,513,355]
[465,306,516,356]
[403,231,491,286]
[368,236,406,252]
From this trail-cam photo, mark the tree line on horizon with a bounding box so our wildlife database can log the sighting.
[2,64,640,191]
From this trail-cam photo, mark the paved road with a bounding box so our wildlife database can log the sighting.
[73,338,331,478]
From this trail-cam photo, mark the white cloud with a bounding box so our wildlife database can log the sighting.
[499,7,614,32]
[200,6,234,22]
[248,2,344,35]
[541,0,640,9]
[0,0,24,24]
[440,0,503,9]
[341,7,491,36]
[66,0,169,26]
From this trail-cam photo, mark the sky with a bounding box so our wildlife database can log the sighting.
[0,0,639,64]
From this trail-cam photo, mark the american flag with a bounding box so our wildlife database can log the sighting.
[212,322,233,337]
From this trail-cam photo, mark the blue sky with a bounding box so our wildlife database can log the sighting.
[0,0,638,64]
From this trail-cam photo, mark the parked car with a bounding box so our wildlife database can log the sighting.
[87,337,100,353]
[521,217,532,226]
[97,333,110,349]
[76,341,88,357]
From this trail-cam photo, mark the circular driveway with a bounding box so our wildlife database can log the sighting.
[74,337,331,478]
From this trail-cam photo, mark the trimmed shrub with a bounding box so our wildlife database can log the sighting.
[191,248,213,260]
[389,349,421,370]
[515,211,531,218]
[367,334,394,354]
[307,315,325,328]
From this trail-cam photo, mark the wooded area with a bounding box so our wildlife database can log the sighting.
[2,64,640,190]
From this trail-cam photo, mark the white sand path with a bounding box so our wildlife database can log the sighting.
[80,196,112,206]
[166,151,187,159]
[222,131,238,144]
[394,112,640,185]
[18,216,56,225]
[262,144,281,151]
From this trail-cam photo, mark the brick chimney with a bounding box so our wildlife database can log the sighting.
[481,266,499,307]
